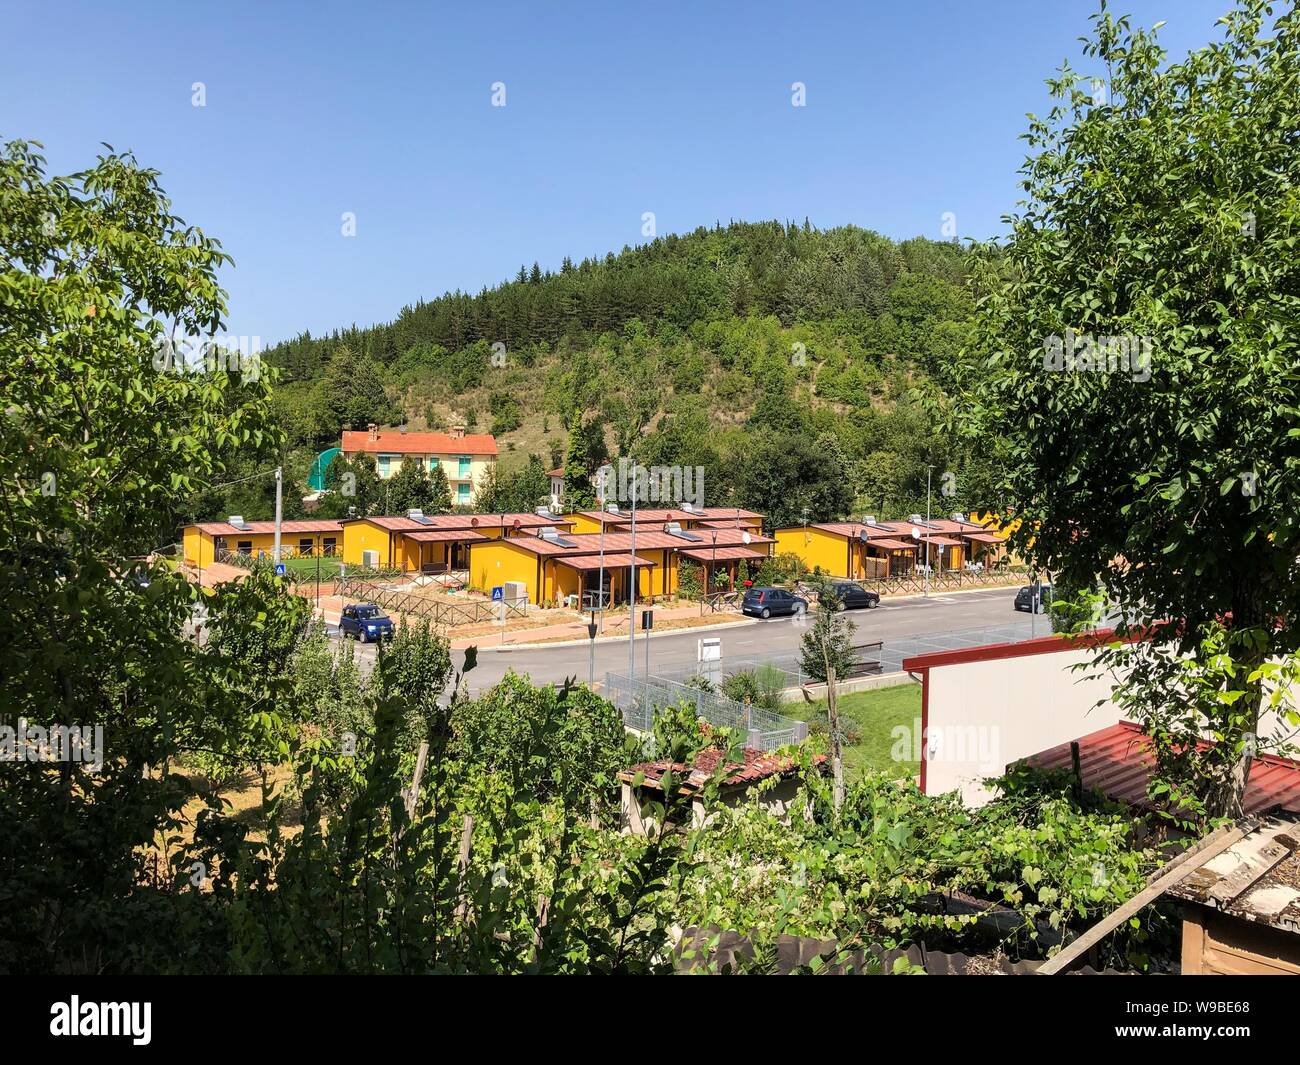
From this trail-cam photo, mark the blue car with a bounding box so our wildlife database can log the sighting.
[340,603,394,642]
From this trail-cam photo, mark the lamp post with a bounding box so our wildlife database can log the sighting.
[924,464,934,598]
[273,465,283,564]
[628,465,638,682]
[597,464,611,633]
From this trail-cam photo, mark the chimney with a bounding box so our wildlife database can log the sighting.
[449,424,465,439]
[367,422,378,442]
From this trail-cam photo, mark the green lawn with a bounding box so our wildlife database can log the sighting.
[796,682,921,781]
[280,556,344,577]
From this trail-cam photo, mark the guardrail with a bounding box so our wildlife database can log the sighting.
[604,671,807,751]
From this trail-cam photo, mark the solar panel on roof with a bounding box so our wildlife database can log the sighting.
[406,509,432,525]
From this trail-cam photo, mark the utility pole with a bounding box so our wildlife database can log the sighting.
[923,464,933,598]
[273,465,283,564]
[628,465,638,682]
[597,464,610,634]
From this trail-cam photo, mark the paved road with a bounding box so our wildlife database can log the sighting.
[330,587,1029,696]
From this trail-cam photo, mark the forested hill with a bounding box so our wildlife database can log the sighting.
[266,221,971,380]
[246,221,1001,531]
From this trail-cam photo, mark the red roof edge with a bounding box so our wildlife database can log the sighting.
[901,623,1169,674]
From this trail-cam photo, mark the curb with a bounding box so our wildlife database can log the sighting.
[466,615,760,652]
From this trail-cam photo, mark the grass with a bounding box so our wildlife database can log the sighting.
[280,556,343,576]
[797,682,922,782]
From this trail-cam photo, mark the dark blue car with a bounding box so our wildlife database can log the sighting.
[340,603,394,642]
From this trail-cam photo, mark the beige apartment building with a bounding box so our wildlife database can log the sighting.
[340,424,498,507]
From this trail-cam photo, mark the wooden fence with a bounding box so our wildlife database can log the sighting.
[336,576,528,631]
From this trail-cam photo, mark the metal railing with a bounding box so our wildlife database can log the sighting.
[604,670,807,751]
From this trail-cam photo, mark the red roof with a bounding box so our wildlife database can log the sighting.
[556,552,655,570]
[1026,721,1300,816]
[192,519,342,536]
[506,528,772,556]
[580,507,763,525]
[679,546,767,562]
[867,537,916,551]
[400,528,489,543]
[342,513,569,532]
[621,747,825,792]
[341,430,498,456]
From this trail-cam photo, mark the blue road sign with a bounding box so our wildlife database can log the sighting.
[275,563,286,576]
[491,586,503,601]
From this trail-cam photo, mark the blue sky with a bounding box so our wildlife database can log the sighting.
[4,0,1233,344]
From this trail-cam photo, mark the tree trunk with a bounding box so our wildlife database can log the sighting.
[825,659,844,814]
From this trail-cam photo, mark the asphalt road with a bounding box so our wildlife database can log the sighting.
[330,587,1028,696]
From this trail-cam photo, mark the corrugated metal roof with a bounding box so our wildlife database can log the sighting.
[622,747,825,791]
[1027,720,1300,817]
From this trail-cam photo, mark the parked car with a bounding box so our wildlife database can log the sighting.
[827,581,880,610]
[741,587,808,619]
[1014,584,1053,613]
[340,603,395,642]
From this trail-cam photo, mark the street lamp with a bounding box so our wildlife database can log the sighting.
[924,464,934,597]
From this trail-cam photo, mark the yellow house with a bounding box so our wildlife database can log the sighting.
[341,425,498,508]
[773,521,920,579]
[182,518,344,567]
[340,511,572,572]
[774,514,1008,579]
[468,525,773,607]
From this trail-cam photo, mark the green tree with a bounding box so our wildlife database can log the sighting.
[0,140,287,970]
[318,346,399,437]
[952,1,1300,818]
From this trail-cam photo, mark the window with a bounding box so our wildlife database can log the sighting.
[428,457,440,474]
[458,455,471,479]
[299,538,313,555]
[323,537,337,556]
[237,540,253,555]
[458,482,472,503]
[377,454,396,478]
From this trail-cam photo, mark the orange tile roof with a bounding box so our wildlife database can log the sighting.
[341,429,498,456]
[342,512,569,532]
[192,519,342,536]
[506,528,772,556]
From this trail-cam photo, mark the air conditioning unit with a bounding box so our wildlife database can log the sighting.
[503,581,528,605]
[362,549,379,568]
